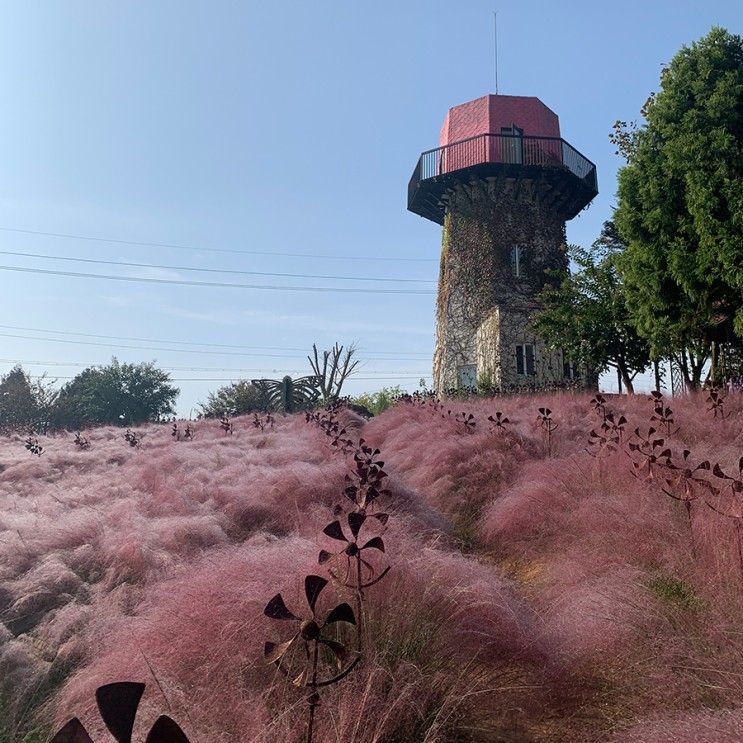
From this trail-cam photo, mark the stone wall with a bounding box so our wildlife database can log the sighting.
[433,176,569,391]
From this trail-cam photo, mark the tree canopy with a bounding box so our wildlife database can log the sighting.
[613,27,743,387]
[52,358,178,428]
[534,224,650,393]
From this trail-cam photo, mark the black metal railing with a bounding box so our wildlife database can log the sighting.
[408,132,598,203]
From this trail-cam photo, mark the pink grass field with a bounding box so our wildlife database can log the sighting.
[1,392,742,742]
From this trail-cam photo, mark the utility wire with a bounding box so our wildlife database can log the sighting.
[0,358,429,375]
[0,332,430,361]
[0,264,435,294]
[0,324,431,356]
[0,226,437,263]
[0,249,435,284]
[24,375,427,382]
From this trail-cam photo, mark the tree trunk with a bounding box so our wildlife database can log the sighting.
[653,360,661,392]
[679,349,694,390]
[618,361,635,394]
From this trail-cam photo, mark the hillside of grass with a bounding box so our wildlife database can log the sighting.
[1,392,742,742]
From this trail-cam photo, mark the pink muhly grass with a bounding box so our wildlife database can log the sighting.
[611,707,743,742]
[1,393,741,741]
[54,534,319,743]
[363,402,535,520]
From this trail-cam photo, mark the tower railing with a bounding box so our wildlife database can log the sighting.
[408,132,598,205]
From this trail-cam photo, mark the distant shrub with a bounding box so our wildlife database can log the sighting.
[199,380,269,418]
[353,385,403,416]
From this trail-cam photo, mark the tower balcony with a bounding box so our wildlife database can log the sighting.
[408,133,598,225]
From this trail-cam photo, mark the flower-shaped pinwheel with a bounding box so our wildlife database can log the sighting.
[627,427,672,481]
[706,388,728,419]
[264,575,360,743]
[318,513,390,592]
[663,451,716,501]
[342,441,389,511]
[487,411,510,433]
[537,407,558,457]
[51,682,190,743]
[264,575,359,689]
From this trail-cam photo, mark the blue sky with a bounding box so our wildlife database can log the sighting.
[0,1,741,414]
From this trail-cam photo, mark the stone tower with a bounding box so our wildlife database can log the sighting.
[408,94,598,392]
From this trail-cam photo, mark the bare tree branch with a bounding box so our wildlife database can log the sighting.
[308,342,360,401]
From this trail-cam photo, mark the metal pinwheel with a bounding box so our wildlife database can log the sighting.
[342,440,389,511]
[51,682,190,743]
[318,512,390,593]
[264,575,359,743]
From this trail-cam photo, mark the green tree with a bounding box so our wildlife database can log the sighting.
[534,225,650,393]
[199,379,269,417]
[51,358,178,428]
[613,27,743,388]
[0,365,39,431]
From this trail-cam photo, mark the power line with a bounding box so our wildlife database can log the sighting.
[0,249,435,284]
[0,358,429,375]
[0,331,431,361]
[0,226,438,263]
[23,374,427,382]
[0,324,431,356]
[0,358,305,372]
[0,264,435,294]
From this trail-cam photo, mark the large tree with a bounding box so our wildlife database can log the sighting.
[52,358,178,428]
[534,224,650,393]
[613,27,743,388]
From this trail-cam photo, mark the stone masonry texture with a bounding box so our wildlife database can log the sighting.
[433,177,569,391]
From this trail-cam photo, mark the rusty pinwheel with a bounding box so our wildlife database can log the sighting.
[264,575,359,742]
[51,682,189,743]
[319,513,390,594]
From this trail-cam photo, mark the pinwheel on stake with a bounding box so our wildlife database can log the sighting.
[627,427,672,482]
[660,451,717,555]
[650,391,678,436]
[454,411,476,433]
[487,411,510,434]
[587,412,627,456]
[706,388,728,420]
[590,394,608,421]
[318,512,390,649]
[662,452,716,503]
[537,407,558,458]
[51,682,190,743]
[342,441,389,511]
[318,513,389,590]
[264,575,359,743]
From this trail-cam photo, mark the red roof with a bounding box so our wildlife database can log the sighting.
[439,94,561,146]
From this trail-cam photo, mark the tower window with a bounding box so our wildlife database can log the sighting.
[516,344,536,376]
[510,246,523,278]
